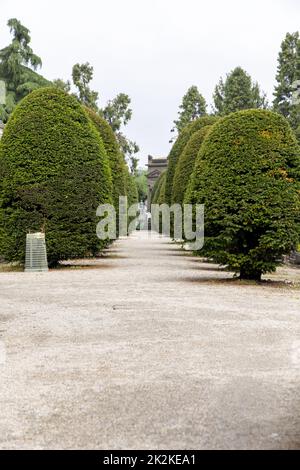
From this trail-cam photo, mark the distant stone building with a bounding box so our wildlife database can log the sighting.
[146,155,168,210]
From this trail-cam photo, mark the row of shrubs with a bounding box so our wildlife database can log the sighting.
[0,87,138,266]
[152,109,300,281]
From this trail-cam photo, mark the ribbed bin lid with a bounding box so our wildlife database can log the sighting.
[25,232,48,272]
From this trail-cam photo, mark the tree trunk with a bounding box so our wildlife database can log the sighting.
[239,267,262,281]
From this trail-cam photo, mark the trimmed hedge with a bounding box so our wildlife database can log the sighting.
[0,87,112,265]
[151,171,166,234]
[165,116,217,205]
[185,109,300,280]
[172,125,212,204]
[156,172,166,205]
[84,107,127,208]
[151,171,166,205]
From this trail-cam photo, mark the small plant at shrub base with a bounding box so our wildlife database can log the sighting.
[172,125,212,205]
[165,116,217,205]
[0,87,112,266]
[185,109,300,281]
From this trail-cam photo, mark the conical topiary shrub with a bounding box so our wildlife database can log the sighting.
[0,87,112,265]
[151,171,166,205]
[172,125,213,205]
[165,116,217,205]
[185,109,300,280]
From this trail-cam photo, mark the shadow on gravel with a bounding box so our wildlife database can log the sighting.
[188,264,228,271]
[55,261,114,271]
[160,251,188,257]
[184,276,300,289]
[0,264,23,272]
[100,254,128,260]
[151,246,183,252]
[0,314,15,322]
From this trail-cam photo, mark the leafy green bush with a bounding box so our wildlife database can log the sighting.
[165,116,217,204]
[185,109,300,280]
[84,107,127,208]
[172,125,212,204]
[0,87,112,265]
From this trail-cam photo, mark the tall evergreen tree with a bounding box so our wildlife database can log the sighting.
[273,32,300,138]
[172,86,207,138]
[0,18,50,121]
[213,67,267,115]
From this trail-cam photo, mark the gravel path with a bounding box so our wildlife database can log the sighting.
[0,230,300,449]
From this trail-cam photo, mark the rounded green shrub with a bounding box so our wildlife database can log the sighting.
[165,116,217,205]
[0,87,112,265]
[172,125,212,204]
[185,109,300,280]
[84,107,127,208]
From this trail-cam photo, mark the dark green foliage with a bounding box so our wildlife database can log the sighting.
[151,171,166,205]
[0,64,51,123]
[185,109,300,280]
[0,87,112,265]
[165,116,217,205]
[0,18,51,121]
[172,125,212,204]
[84,106,127,208]
[213,67,267,116]
[273,32,300,138]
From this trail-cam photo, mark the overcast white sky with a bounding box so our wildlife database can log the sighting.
[1,0,300,166]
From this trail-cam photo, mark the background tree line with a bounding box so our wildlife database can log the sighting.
[0,18,140,175]
[171,31,300,142]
